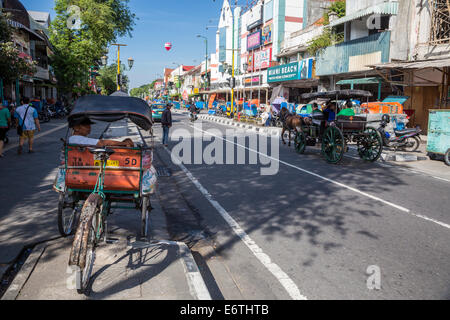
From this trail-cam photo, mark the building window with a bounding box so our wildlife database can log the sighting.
[429,0,450,44]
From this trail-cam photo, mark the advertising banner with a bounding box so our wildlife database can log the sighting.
[267,58,314,83]
[247,30,261,51]
[244,75,262,87]
[254,47,272,70]
[268,62,299,83]
[262,23,272,45]
[247,53,253,72]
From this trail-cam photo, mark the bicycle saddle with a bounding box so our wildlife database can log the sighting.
[88,147,115,156]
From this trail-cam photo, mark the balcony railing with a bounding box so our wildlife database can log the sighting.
[315,31,391,76]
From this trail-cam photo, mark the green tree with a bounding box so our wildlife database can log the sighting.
[0,13,36,84]
[130,83,155,97]
[97,62,129,95]
[50,0,135,95]
[307,0,346,55]
[323,0,346,25]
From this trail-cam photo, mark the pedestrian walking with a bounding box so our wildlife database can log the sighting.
[161,103,172,147]
[14,97,40,154]
[0,102,11,157]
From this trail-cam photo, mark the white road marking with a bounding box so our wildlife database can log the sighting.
[432,176,450,183]
[165,147,307,300]
[4,123,67,152]
[189,124,450,231]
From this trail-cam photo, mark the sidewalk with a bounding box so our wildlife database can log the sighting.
[3,193,208,300]
[1,120,211,300]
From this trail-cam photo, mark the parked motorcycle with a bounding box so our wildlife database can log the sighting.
[377,114,421,152]
[48,103,67,119]
[38,105,50,123]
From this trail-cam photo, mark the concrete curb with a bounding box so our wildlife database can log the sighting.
[1,242,47,300]
[381,153,429,162]
[198,114,282,137]
[347,146,429,163]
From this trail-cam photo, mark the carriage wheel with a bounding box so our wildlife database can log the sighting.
[58,192,80,237]
[357,127,383,162]
[445,149,450,166]
[294,131,306,154]
[141,196,150,238]
[322,126,345,164]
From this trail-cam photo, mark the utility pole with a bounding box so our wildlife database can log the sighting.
[111,43,127,91]
[196,35,208,90]
[231,1,236,116]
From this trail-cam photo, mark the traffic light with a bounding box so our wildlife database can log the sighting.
[117,74,123,86]
[228,77,236,89]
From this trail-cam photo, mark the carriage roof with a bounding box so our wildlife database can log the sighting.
[300,90,373,101]
[68,95,152,130]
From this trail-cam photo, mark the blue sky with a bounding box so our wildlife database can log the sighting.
[21,0,240,90]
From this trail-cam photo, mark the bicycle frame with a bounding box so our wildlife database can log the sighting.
[91,154,109,242]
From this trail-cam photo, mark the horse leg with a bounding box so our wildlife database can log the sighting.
[281,128,286,145]
[288,130,291,147]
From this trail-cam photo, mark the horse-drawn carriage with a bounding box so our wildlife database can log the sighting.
[288,90,383,164]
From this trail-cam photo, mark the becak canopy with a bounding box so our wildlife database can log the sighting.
[68,95,152,131]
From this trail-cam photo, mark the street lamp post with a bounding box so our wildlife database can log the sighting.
[111,44,127,91]
[196,35,208,90]
[110,44,134,91]
[128,57,134,69]
[243,62,248,108]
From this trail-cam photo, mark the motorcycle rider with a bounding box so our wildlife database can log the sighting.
[189,104,198,121]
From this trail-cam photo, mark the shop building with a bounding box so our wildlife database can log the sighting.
[367,0,450,131]
[314,0,400,99]
[0,0,56,103]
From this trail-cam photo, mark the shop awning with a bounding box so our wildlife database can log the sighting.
[336,77,382,85]
[369,58,450,70]
[329,1,399,27]
[277,45,308,58]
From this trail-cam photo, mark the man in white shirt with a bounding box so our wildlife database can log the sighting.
[68,117,134,147]
[14,97,40,154]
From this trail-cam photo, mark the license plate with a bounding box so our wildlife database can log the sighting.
[94,160,119,167]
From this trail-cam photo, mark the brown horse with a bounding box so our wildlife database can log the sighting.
[280,108,305,147]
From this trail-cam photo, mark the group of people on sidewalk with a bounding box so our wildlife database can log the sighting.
[0,97,41,158]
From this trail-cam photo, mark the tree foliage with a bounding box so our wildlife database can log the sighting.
[0,13,36,82]
[49,0,135,95]
[130,82,153,97]
[307,1,346,55]
[97,62,129,95]
[323,0,346,25]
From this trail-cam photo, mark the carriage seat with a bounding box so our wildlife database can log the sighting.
[394,128,420,136]
[311,112,325,126]
[336,115,366,131]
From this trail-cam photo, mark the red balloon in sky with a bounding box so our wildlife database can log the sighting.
[164,42,172,51]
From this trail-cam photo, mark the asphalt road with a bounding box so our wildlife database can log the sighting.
[154,110,450,300]
[1,111,449,300]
